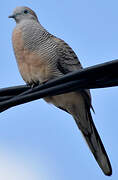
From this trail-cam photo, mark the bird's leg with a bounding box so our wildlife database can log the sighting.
[28,81,40,89]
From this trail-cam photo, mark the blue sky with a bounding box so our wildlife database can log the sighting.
[0,0,118,179]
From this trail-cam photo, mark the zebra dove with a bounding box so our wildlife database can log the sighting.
[9,6,112,176]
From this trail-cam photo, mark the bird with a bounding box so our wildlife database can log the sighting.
[9,6,112,176]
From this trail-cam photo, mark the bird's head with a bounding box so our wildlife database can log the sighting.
[8,6,38,23]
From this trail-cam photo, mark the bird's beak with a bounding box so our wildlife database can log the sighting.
[8,14,15,19]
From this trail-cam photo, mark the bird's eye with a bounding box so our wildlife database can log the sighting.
[23,9,29,14]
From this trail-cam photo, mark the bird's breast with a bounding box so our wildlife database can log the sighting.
[12,27,53,84]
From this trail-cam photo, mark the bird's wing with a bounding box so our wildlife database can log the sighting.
[53,37,93,109]
[55,38,83,73]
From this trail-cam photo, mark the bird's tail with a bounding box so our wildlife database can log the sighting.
[74,110,112,176]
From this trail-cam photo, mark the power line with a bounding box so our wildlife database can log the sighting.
[0,59,118,113]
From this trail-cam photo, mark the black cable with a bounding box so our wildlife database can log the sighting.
[0,85,30,96]
[0,59,118,113]
[1,59,118,97]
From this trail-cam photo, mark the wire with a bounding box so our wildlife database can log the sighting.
[0,59,118,113]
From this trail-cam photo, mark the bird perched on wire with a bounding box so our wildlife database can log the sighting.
[9,6,112,176]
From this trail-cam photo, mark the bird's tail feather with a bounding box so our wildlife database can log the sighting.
[74,111,112,176]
